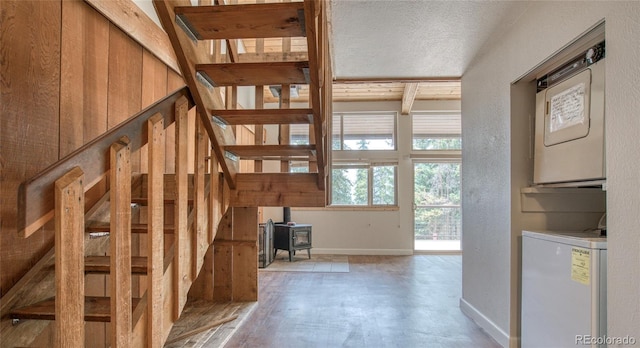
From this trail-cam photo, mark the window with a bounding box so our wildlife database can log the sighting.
[330,112,398,207]
[412,112,461,150]
[290,124,309,145]
[331,162,397,206]
[333,112,396,150]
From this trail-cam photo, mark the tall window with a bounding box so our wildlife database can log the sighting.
[330,112,398,206]
[411,111,462,251]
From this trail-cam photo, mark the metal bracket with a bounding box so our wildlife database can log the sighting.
[224,151,239,162]
[196,71,216,91]
[211,116,228,129]
[175,13,200,43]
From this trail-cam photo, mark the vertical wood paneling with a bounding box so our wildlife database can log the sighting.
[165,70,186,173]
[140,50,169,173]
[54,167,85,348]
[107,23,142,172]
[0,0,61,296]
[213,211,233,302]
[231,207,258,301]
[60,0,86,156]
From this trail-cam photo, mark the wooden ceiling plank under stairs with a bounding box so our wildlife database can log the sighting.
[154,0,330,203]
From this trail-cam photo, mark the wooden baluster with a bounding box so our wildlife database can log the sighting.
[146,114,165,348]
[54,167,85,348]
[209,147,220,244]
[174,96,189,320]
[279,84,291,173]
[110,136,132,347]
[193,113,207,278]
[255,86,264,172]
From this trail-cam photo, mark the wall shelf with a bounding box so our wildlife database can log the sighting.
[520,185,606,213]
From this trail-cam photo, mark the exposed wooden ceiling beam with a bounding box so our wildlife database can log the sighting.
[401,83,419,115]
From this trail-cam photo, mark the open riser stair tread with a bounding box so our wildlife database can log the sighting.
[87,222,176,234]
[174,2,307,40]
[9,297,141,322]
[84,255,148,275]
[224,144,316,161]
[196,61,309,87]
[211,108,313,125]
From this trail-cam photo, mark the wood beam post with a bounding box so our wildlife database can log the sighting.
[401,83,419,115]
[193,114,208,279]
[174,96,189,320]
[54,167,85,348]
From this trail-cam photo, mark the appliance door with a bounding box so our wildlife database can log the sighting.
[533,60,605,184]
[293,227,311,247]
[522,234,602,347]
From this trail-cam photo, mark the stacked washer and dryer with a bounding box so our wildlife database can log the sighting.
[521,40,608,347]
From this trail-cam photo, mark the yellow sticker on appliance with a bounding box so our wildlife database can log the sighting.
[571,247,590,285]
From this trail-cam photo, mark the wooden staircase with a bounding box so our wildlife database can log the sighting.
[154,0,332,207]
[4,1,331,346]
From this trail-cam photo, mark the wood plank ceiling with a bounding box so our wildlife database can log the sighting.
[261,81,461,105]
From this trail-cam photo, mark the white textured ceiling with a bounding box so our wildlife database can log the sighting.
[330,0,528,79]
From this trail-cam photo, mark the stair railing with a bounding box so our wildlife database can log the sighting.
[15,86,223,347]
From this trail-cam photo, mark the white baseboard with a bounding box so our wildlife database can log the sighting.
[311,248,413,256]
[459,297,510,347]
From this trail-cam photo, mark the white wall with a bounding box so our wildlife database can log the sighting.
[461,2,640,346]
[262,99,460,255]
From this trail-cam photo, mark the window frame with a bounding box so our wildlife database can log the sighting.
[411,111,462,151]
[332,111,398,151]
[330,160,398,207]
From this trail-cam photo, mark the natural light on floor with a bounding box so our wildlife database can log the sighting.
[415,239,461,251]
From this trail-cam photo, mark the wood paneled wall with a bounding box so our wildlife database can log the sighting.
[0,0,185,296]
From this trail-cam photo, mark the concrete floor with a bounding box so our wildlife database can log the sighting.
[223,255,499,348]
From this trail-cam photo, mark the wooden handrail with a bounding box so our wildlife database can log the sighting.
[17,86,195,238]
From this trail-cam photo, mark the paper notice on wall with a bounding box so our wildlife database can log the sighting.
[571,247,590,285]
[549,83,586,133]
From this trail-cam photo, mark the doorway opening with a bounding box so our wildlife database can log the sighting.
[413,161,461,252]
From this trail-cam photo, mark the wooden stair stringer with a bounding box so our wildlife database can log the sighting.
[154,0,239,189]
